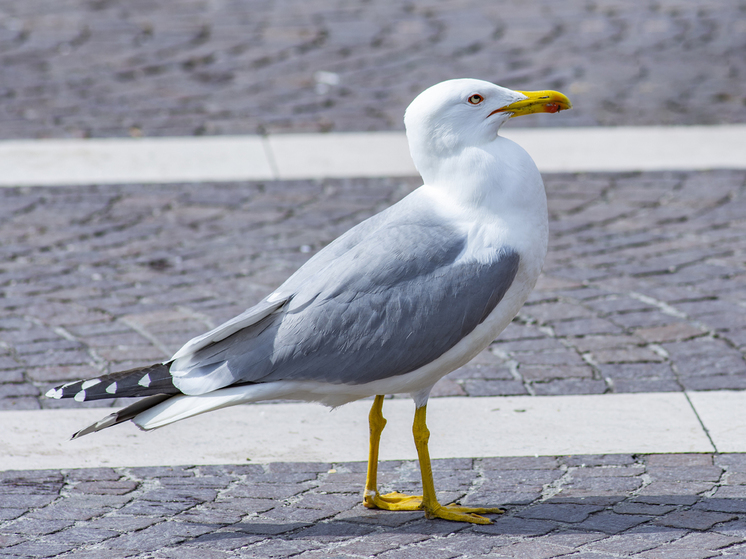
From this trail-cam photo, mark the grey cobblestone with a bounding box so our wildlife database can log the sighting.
[3,170,746,407]
[5,454,746,556]
[0,0,743,140]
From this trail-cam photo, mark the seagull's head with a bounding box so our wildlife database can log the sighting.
[404,78,571,181]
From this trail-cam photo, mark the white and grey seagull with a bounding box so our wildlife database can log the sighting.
[48,78,571,524]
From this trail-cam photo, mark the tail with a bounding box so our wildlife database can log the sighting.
[46,365,293,439]
[45,363,180,402]
[70,394,172,440]
[71,383,288,439]
[45,363,183,440]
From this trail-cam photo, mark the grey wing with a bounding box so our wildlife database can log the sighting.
[263,226,520,384]
[172,215,520,393]
[269,194,416,297]
[169,297,288,361]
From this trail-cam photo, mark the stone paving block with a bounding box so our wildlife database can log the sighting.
[517,503,606,523]
[645,466,723,483]
[714,487,746,499]
[531,379,609,396]
[681,375,746,391]
[612,502,677,516]
[696,500,746,515]
[169,529,264,552]
[116,500,198,517]
[449,363,514,381]
[570,335,646,352]
[573,511,651,534]
[376,545,460,559]
[514,350,587,367]
[153,548,234,559]
[0,384,39,398]
[638,482,717,498]
[70,480,138,496]
[49,526,120,546]
[724,473,746,485]
[562,455,637,468]
[482,456,560,470]
[0,397,40,411]
[524,302,596,323]
[561,476,643,496]
[461,379,528,397]
[592,347,665,364]
[657,531,744,551]
[0,541,77,558]
[27,501,125,522]
[222,484,310,501]
[550,318,625,337]
[675,354,746,377]
[0,517,73,536]
[646,454,715,467]
[580,525,687,554]
[655,510,738,531]
[519,365,595,381]
[103,521,215,552]
[717,455,746,471]
[490,538,576,558]
[636,548,722,559]
[715,519,746,541]
[598,362,676,380]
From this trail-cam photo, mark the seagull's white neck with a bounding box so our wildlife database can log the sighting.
[415,136,547,222]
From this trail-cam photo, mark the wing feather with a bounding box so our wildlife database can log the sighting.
[171,196,520,394]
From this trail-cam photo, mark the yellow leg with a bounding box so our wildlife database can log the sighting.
[363,397,502,524]
[412,404,503,524]
[363,395,386,506]
[363,396,423,510]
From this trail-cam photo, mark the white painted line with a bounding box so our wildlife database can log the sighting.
[687,390,746,453]
[267,131,415,180]
[0,136,274,187]
[0,125,743,187]
[504,125,746,173]
[0,393,712,471]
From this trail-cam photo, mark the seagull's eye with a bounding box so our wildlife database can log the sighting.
[467,94,484,105]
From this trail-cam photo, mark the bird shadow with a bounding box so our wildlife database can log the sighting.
[182,493,746,549]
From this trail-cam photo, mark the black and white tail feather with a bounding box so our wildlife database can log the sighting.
[69,393,173,440]
[46,363,178,402]
[46,363,182,440]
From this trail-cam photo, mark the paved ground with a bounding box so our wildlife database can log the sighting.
[2,170,745,410]
[3,0,746,557]
[0,0,744,139]
[4,454,746,558]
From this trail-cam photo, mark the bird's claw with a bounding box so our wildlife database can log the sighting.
[363,490,423,511]
[425,503,504,524]
[364,491,502,524]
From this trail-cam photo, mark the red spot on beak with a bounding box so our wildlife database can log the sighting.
[544,103,560,113]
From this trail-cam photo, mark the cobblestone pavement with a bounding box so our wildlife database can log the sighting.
[1,169,746,409]
[0,0,744,139]
[3,454,746,558]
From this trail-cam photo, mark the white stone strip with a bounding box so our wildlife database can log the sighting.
[686,391,746,453]
[504,125,746,173]
[0,125,744,187]
[0,392,718,471]
[266,131,415,179]
[0,136,274,187]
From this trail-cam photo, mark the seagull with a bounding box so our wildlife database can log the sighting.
[47,78,571,524]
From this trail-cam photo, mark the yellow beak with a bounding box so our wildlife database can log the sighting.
[491,90,572,118]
